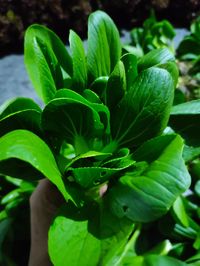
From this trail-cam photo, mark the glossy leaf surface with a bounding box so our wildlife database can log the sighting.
[42,89,104,153]
[122,254,186,266]
[138,48,175,72]
[121,53,138,91]
[69,30,87,92]
[49,203,133,266]
[105,60,126,110]
[111,67,174,148]
[0,130,69,200]
[109,135,191,222]
[25,24,72,74]
[87,11,121,83]
[170,100,200,146]
[25,25,69,103]
[0,97,42,137]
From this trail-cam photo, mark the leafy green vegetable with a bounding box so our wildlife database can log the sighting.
[42,89,105,153]
[125,11,175,57]
[49,204,101,266]
[177,17,200,60]
[69,30,87,92]
[122,254,186,266]
[158,61,179,88]
[68,156,135,188]
[121,53,138,91]
[25,24,73,103]
[25,36,61,102]
[109,135,191,222]
[105,60,126,110]
[138,48,175,72]
[1,10,199,266]
[0,97,42,137]
[49,202,134,266]
[111,67,174,147]
[87,10,121,83]
[170,100,200,146]
[0,130,69,200]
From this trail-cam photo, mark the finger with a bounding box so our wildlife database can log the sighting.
[29,179,65,266]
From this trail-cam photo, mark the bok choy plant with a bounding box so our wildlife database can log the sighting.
[0,10,197,266]
[123,10,175,58]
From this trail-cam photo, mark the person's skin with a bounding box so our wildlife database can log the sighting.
[29,179,64,266]
[29,179,108,266]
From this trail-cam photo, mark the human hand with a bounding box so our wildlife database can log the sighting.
[29,179,64,266]
[28,179,108,266]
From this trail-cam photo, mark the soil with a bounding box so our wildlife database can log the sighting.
[0,0,200,56]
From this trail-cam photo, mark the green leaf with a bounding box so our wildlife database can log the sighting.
[122,254,186,266]
[187,252,200,264]
[122,45,144,59]
[69,160,135,188]
[106,224,140,266]
[42,90,104,153]
[69,30,87,92]
[173,89,186,106]
[171,100,200,115]
[25,26,67,103]
[65,149,135,188]
[90,76,109,99]
[25,24,72,75]
[161,20,175,39]
[101,148,131,167]
[132,134,177,163]
[195,181,200,197]
[173,223,198,240]
[1,181,34,205]
[177,36,200,60]
[87,11,121,83]
[145,240,173,256]
[48,202,133,266]
[106,60,126,110]
[0,97,42,137]
[0,219,12,263]
[183,145,200,162]
[82,89,101,104]
[4,175,22,187]
[109,134,191,222]
[1,189,21,205]
[0,97,41,118]
[55,89,111,139]
[111,67,174,148]
[0,110,41,138]
[189,55,200,75]
[158,61,179,88]
[138,48,175,72]
[0,130,69,200]
[170,100,200,146]
[121,53,138,91]
[48,204,101,266]
[55,89,111,141]
[65,150,112,169]
[172,197,190,227]
[191,17,200,38]
[96,202,134,266]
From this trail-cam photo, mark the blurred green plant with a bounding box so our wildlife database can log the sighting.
[123,10,175,58]
[0,175,35,265]
[176,17,200,102]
